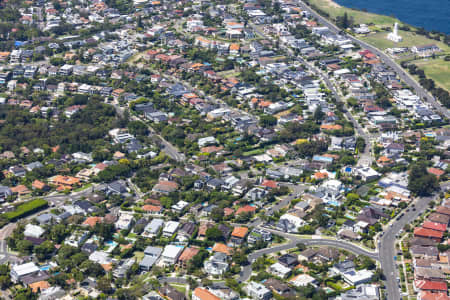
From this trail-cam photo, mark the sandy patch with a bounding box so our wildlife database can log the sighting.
[323,0,340,8]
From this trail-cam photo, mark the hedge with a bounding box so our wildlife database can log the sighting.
[2,199,48,222]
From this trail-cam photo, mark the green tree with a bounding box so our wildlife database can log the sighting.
[35,241,55,261]
[205,226,223,241]
[232,250,248,266]
[97,277,113,294]
[210,207,224,222]
[17,240,33,255]
[259,115,277,128]
[128,120,149,136]
[313,106,325,122]
[0,275,11,290]
[188,249,209,272]
[408,162,439,196]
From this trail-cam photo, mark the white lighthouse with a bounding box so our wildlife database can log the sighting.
[387,22,403,42]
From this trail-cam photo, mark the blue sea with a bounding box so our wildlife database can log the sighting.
[334,0,450,34]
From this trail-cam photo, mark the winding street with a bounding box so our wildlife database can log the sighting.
[379,181,450,300]
[249,22,372,167]
[238,227,379,283]
[295,0,450,119]
[0,185,100,264]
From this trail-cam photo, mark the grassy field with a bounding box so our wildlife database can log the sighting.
[412,58,450,91]
[133,251,145,262]
[217,69,241,78]
[306,0,399,27]
[360,30,450,51]
[306,0,450,92]
[170,284,187,294]
[73,183,93,192]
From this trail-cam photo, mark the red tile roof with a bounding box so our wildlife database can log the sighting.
[414,227,444,240]
[142,205,163,212]
[82,216,102,227]
[194,288,221,300]
[423,221,447,232]
[231,227,248,238]
[419,291,450,300]
[427,168,445,178]
[261,179,278,189]
[29,281,50,293]
[178,247,200,262]
[415,280,448,291]
[212,243,231,255]
[236,205,256,215]
[32,180,47,190]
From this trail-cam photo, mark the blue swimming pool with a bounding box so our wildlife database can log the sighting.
[40,265,51,271]
[327,200,340,207]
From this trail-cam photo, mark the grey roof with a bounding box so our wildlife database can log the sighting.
[341,284,379,300]
[295,201,309,210]
[107,180,127,194]
[36,213,56,224]
[333,260,355,273]
[26,161,44,170]
[0,185,12,195]
[139,255,158,268]
[81,242,98,254]
[58,211,72,220]
[74,200,93,211]
[145,218,164,233]
[144,246,163,256]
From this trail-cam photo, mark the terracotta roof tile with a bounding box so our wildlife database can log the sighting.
[231,227,248,238]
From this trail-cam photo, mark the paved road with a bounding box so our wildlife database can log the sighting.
[251,23,373,167]
[300,56,372,166]
[0,224,19,264]
[160,277,190,284]
[380,182,450,300]
[239,227,379,282]
[0,185,100,264]
[112,101,185,162]
[129,114,186,162]
[295,0,450,119]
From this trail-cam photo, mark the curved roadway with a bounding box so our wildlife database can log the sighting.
[295,0,450,119]
[238,227,379,282]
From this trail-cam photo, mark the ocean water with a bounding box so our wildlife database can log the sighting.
[334,0,450,34]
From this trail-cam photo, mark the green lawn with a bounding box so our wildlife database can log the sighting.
[133,251,145,262]
[243,148,265,156]
[307,0,450,93]
[307,0,398,27]
[170,284,187,294]
[413,58,450,91]
[360,30,450,51]
[217,69,241,78]
[73,183,93,192]
[336,218,347,225]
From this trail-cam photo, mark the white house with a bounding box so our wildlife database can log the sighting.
[160,245,184,266]
[143,219,164,237]
[11,262,40,283]
[245,282,272,300]
[411,44,441,57]
[198,136,218,147]
[116,213,134,230]
[289,274,318,287]
[268,262,291,278]
[342,269,374,286]
[24,224,45,238]
[354,167,380,181]
[171,201,189,212]
[163,221,180,237]
[89,251,112,265]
